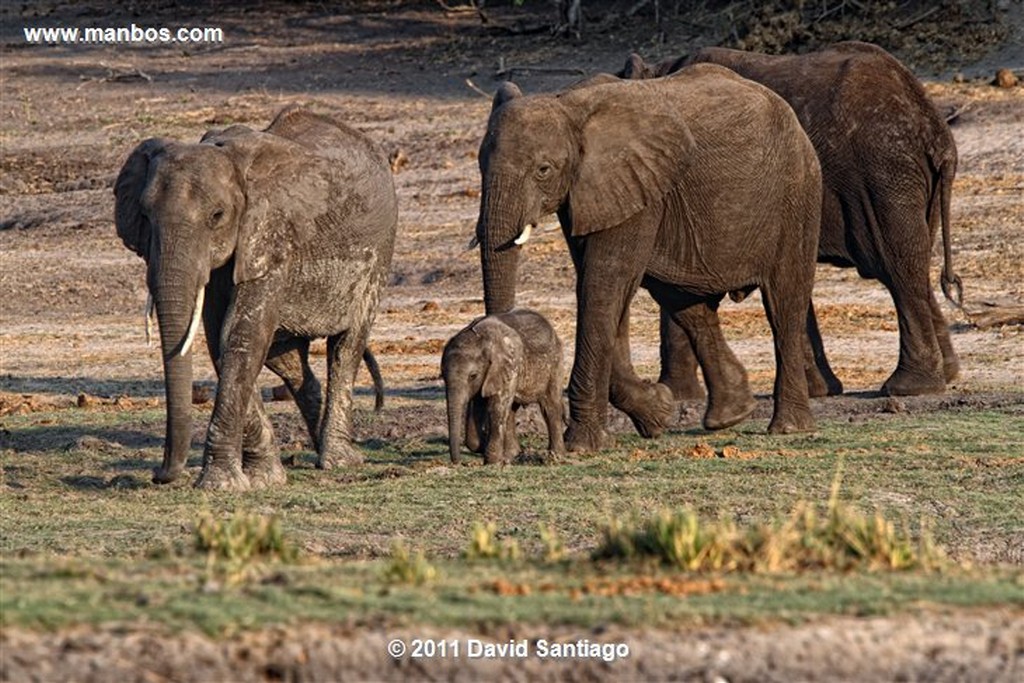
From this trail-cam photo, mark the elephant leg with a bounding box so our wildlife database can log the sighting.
[239,388,286,489]
[880,271,945,396]
[196,282,282,491]
[540,378,566,456]
[760,277,815,434]
[503,407,520,463]
[670,302,756,431]
[609,310,676,438]
[657,307,705,401]
[265,336,324,451]
[317,328,368,469]
[804,300,844,397]
[483,394,514,465]
[193,274,282,491]
[930,292,960,383]
[565,226,652,453]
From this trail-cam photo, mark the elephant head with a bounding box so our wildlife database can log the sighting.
[474,80,695,315]
[114,121,327,483]
[441,318,524,464]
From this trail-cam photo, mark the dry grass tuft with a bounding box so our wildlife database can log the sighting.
[594,470,944,574]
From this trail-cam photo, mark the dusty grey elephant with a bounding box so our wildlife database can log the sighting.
[115,105,398,491]
[620,42,962,398]
[475,64,823,452]
[442,309,565,465]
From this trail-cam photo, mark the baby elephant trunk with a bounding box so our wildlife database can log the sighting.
[446,384,468,464]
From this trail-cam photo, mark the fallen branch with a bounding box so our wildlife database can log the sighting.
[965,300,1024,329]
[495,58,586,78]
[944,103,971,125]
[897,6,940,30]
[464,78,491,98]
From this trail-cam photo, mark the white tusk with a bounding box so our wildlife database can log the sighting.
[179,287,205,357]
[467,234,480,250]
[513,223,534,246]
[145,293,156,347]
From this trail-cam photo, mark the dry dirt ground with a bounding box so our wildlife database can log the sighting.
[1,1,1023,680]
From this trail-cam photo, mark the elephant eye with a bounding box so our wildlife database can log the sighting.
[211,209,225,223]
[536,163,553,179]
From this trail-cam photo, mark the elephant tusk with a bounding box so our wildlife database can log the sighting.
[513,223,534,246]
[145,293,156,347]
[179,287,205,357]
[467,234,480,251]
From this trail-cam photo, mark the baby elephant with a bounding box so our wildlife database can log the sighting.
[442,309,565,465]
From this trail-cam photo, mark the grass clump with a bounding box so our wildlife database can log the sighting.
[194,510,298,586]
[464,521,521,562]
[381,541,437,585]
[538,523,566,563]
[595,476,944,573]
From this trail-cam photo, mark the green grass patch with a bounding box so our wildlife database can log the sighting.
[1,398,1022,634]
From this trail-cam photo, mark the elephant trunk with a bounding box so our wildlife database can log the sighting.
[150,262,204,484]
[478,184,523,315]
[446,384,468,464]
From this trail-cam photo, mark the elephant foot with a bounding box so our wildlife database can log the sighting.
[317,440,364,470]
[565,421,610,453]
[243,456,287,489]
[624,383,677,438]
[767,407,816,435]
[881,367,945,397]
[658,372,705,402]
[483,448,508,466]
[194,463,251,492]
[806,366,844,398]
[152,464,184,485]
[943,357,961,383]
[703,392,756,431]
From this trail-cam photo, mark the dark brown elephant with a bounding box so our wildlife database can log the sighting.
[621,42,962,398]
[115,106,398,491]
[475,64,823,452]
[442,309,564,465]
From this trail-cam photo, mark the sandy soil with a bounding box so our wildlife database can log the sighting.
[1,1,1023,680]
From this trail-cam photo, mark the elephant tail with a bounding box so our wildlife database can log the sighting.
[936,156,963,308]
[363,348,385,412]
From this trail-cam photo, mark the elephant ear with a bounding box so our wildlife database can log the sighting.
[618,53,647,79]
[567,85,696,236]
[229,135,329,284]
[481,326,524,399]
[114,138,169,261]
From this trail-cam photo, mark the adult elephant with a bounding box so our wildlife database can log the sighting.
[621,42,962,398]
[475,64,822,451]
[115,106,398,490]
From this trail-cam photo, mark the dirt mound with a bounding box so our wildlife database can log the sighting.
[725,0,1009,71]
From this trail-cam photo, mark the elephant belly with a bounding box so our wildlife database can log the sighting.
[278,252,383,338]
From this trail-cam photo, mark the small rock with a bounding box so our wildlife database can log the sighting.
[76,393,98,408]
[421,300,440,312]
[952,72,966,84]
[994,68,1019,88]
[881,397,906,414]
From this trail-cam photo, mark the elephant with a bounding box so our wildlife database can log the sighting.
[442,309,565,465]
[474,63,823,452]
[619,42,962,398]
[115,105,398,491]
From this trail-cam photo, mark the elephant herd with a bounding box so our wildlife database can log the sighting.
[115,41,961,491]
